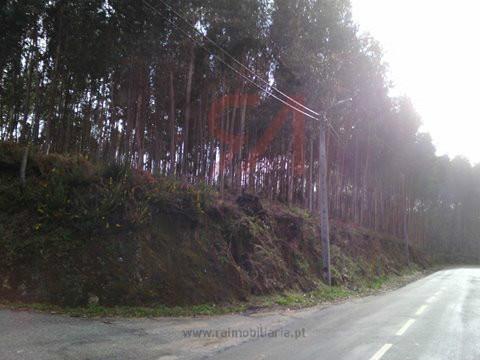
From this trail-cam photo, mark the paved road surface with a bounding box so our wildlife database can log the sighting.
[1,268,479,360]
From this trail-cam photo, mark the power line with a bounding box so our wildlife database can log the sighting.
[143,0,347,142]
[142,0,325,123]
[145,0,321,118]
[149,0,408,169]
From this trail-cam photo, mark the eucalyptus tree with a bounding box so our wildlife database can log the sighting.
[2,0,480,263]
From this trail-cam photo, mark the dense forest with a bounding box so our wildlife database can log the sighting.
[2,0,480,262]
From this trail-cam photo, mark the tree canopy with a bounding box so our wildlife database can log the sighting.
[2,0,480,262]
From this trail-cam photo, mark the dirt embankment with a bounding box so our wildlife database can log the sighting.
[0,144,428,307]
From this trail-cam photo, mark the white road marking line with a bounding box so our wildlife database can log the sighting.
[396,318,416,336]
[426,296,436,303]
[415,304,428,316]
[369,343,393,360]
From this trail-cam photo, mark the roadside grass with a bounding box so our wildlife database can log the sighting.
[368,275,388,290]
[0,269,427,318]
[271,285,352,307]
[0,301,249,318]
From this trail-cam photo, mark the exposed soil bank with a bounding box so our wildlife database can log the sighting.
[0,144,428,307]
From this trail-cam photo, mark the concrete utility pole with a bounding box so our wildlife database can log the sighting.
[318,98,352,286]
[318,114,331,285]
[402,173,410,266]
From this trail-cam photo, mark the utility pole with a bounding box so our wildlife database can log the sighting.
[319,113,331,285]
[402,173,410,266]
[318,98,352,286]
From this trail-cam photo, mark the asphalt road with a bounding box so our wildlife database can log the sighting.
[1,268,479,360]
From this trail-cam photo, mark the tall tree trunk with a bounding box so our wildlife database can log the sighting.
[237,92,247,190]
[169,70,176,175]
[182,46,195,177]
[308,136,314,211]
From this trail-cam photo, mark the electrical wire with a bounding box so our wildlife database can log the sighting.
[142,0,326,123]
[145,0,321,118]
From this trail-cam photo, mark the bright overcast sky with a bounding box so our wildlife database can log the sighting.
[351,0,480,164]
